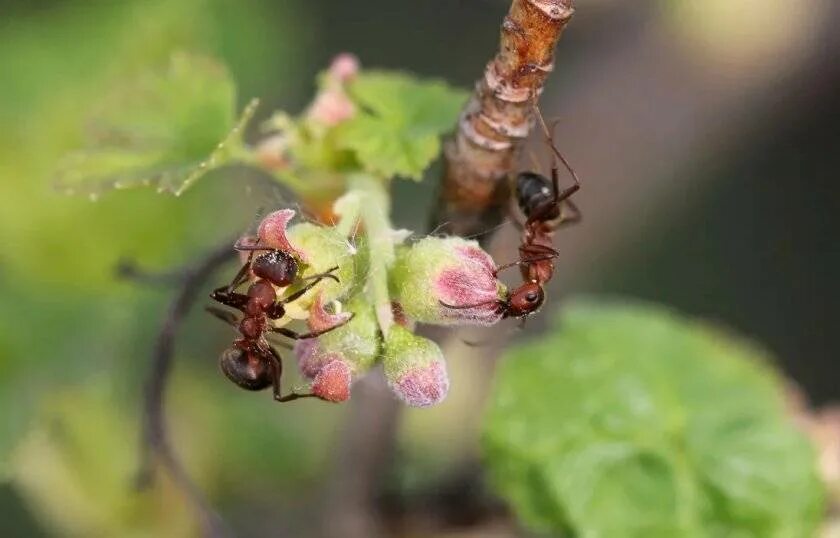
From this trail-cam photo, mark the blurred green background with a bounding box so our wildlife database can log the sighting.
[0,0,837,536]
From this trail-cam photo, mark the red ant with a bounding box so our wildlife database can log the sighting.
[443,104,581,322]
[206,240,352,402]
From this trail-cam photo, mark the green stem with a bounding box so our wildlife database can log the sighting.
[347,173,395,336]
[334,191,362,238]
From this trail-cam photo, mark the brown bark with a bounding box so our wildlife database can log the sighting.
[434,0,576,238]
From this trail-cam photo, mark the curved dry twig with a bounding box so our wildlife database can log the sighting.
[120,239,236,538]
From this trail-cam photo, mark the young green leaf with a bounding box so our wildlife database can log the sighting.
[483,299,824,537]
[334,71,467,181]
[54,52,257,198]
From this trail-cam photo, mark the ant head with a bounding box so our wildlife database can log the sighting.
[507,281,545,317]
[252,249,298,288]
[219,347,272,391]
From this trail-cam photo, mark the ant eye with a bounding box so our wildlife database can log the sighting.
[526,291,538,302]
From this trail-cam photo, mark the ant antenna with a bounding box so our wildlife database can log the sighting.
[439,299,498,310]
[532,104,581,188]
[244,206,267,237]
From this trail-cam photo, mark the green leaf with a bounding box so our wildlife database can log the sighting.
[334,71,467,180]
[54,52,257,198]
[483,299,824,537]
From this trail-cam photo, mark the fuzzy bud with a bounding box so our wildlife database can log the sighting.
[285,222,360,308]
[390,237,506,326]
[306,89,356,127]
[311,359,352,402]
[294,296,379,382]
[382,325,449,408]
[328,53,360,83]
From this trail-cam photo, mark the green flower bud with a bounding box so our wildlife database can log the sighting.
[382,325,449,408]
[294,295,379,380]
[284,222,360,311]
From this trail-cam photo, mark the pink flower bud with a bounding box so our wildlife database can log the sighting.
[328,53,360,83]
[254,134,290,171]
[257,209,307,261]
[311,359,351,402]
[294,339,343,380]
[307,89,356,127]
[390,360,449,408]
[383,326,449,407]
[390,237,506,326]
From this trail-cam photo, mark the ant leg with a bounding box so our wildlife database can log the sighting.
[274,392,320,403]
[232,235,270,253]
[556,199,582,228]
[264,336,294,351]
[272,313,355,340]
[546,166,580,207]
[533,103,581,190]
[263,346,322,403]
[550,165,579,204]
[277,267,340,305]
[205,306,239,326]
[210,286,249,311]
[521,243,560,258]
[261,267,342,320]
[493,253,558,276]
[224,256,255,293]
[233,244,275,253]
[300,270,340,284]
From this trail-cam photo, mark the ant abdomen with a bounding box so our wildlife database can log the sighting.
[515,171,556,219]
[252,250,298,288]
[220,348,272,391]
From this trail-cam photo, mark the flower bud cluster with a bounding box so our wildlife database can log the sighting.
[254,53,360,174]
[306,53,359,128]
[251,197,505,407]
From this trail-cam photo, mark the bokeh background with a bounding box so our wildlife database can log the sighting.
[0,0,837,536]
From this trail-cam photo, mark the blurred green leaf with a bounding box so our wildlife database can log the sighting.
[54,52,257,198]
[483,299,824,537]
[10,384,197,537]
[334,71,467,180]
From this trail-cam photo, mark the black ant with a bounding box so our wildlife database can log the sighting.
[442,104,581,322]
[206,240,352,402]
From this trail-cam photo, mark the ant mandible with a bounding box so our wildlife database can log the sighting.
[206,239,352,402]
[443,103,581,322]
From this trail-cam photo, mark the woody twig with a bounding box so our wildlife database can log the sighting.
[434,0,576,240]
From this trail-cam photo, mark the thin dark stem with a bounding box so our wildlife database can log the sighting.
[122,239,236,538]
[115,258,192,286]
[321,373,401,538]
